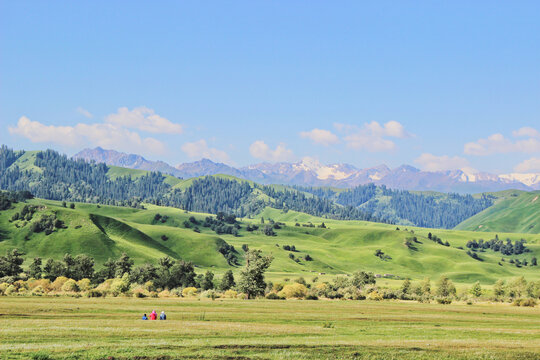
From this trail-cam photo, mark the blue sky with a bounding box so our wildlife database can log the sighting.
[1,1,539,173]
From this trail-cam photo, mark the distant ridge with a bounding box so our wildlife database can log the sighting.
[73,147,539,193]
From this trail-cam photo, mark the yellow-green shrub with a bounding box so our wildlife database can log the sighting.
[279,283,308,299]
[77,279,92,291]
[62,279,79,292]
[223,289,237,298]
[51,276,69,291]
[182,287,198,297]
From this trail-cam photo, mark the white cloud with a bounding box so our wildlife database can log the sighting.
[336,121,412,152]
[513,127,540,138]
[8,116,166,155]
[299,128,339,146]
[415,153,472,172]
[105,106,183,134]
[514,157,540,173]
[181,139,230,163]
[249,140,294,162]
[464,131,540,156]
[76,107,93,118]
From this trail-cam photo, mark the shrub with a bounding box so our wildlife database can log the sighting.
[61,279,79,292]
[513,298,537,307]
[158,289,172,298]
[5,285,17,296]
[77,278,92,292]
[279,283,308,299]
[223,289,238,298]
[110,274,130,296]
[0,282,10,295]
[31,285,45,296]
[182,287,198,297]
[132,287,147,298]
[201,290,219,300]
[436,297,452,304]
[305,294,319,300]
[85,289,103,297]
[367,290,383,301]
[28,279,51,292]
[266,292,285,300]
[51,276,69,292]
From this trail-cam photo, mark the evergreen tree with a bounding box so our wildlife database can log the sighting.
[28,257,42,279]
[202,271,215,290]
[219,270,236,291]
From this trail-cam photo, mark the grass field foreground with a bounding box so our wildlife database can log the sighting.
[0,297,539,359]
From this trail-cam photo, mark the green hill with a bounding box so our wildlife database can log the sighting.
[455,191,540,234]
[0,197,538,285]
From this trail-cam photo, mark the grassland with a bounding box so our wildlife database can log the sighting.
[0,297,538,359]
[455,191,540,234]
[0,199,539,285]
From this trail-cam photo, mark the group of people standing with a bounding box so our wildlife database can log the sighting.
[142,310,166,320]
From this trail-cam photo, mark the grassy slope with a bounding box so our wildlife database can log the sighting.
[106,165,182,187]
[455,191,540,234]
[0,199,539,284]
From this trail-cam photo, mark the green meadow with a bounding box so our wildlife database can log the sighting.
[1,297,539,360]
[1,199,539,285]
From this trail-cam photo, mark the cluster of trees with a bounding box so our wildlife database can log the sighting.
[374,249,391,261]
[260,186,389,223]
[466,237,529,256]
[0,190,33,211]
[427,232,450,247]
[0,249,274,300]
[298,183,493,229]
[0,148,169,206]
[200,213,241,236]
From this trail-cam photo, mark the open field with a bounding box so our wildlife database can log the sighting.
[0,297,539,359]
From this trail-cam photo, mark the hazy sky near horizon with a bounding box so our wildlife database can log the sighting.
[1,1,539,173]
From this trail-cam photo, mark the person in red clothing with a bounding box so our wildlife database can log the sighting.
[150,310,157,320]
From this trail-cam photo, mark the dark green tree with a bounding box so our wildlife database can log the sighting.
[28,257,43,279]
[238,249,273,299]
[219,270,236,291]
[202,270,215,290]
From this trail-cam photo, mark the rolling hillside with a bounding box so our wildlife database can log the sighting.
[455,191,540,234]
[0,196,538,284]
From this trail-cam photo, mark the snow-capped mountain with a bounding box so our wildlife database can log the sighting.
[73,148,540,193]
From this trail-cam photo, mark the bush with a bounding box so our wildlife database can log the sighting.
[77,278,92,291]
[305,294,318,300]
[31,285,45,296]
[61,279,79,292]
[85,289,103,297]
[132,287,147,298]
[266,292,285,300]
[367,290,383,301]
[158,289,172,298]
[110,274,130,296]
[182,287,198,297]
[436,297,452,304]
[223,289,238,298]
[279,283,308,299]
[201,290,219,299]
[513,298,537,307]
[51,276,69,292]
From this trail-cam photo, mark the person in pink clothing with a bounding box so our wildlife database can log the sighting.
[150,310,157,320]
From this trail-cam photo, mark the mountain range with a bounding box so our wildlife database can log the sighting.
[73,147,540,193]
